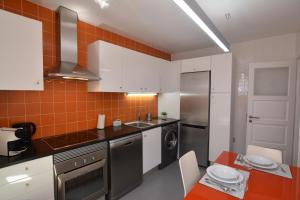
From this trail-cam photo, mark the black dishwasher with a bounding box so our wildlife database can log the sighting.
[108,133,143,200]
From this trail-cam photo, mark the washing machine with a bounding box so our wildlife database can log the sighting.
[159,122,179,169]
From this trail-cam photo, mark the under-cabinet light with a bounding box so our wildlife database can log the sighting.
[62,76,88,81]
[127,93,157,97]
[172,0,229,52]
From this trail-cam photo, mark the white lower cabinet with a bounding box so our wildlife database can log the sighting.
[0,156,54,200]
[143,127,162,174]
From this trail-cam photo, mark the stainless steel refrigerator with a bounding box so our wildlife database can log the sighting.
[180,71,210,167]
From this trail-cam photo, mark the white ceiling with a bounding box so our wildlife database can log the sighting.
[30,0,300,54]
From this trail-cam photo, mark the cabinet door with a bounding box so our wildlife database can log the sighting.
[181,56,211,73]
[0,156,53,187]
[0,10,43,91]
[143,127,162,174]
[123,49,145,93]
[88,41,124,92]
[160,60,180,93]
[144,56,160,93]
[0,170,54,200]
[211,53,232,93]
[209,93,231,161]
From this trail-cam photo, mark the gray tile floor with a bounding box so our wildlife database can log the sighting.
[120,161,206,200]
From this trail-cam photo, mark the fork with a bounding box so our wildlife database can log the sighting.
[204,178,236,193]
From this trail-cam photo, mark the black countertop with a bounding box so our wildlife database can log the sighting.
[0,118,179,169]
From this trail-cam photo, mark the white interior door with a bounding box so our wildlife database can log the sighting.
[246,61,296,164]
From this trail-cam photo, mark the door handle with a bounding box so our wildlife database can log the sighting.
[249,115,260,119]
[123,142,133,146]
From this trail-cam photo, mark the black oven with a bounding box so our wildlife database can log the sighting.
[53,142,107,200]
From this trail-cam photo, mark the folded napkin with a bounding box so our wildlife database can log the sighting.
[199,164,250,199]
[234,154,293,179]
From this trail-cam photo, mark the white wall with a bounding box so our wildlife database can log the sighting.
[172,33,299,156]
[158,92,180,119]
[297,60,300,167]
[296,34,300,166]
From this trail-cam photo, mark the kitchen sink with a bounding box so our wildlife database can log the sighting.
[125,121,154,128]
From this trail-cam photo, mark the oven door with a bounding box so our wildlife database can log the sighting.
[57,159,107,200]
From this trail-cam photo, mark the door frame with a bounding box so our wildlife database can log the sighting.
[246,60,297,164]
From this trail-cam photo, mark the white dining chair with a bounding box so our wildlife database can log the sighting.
[246,145,283,163]
[179,151,201,197]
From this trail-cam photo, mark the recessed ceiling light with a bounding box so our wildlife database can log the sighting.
[95,0,110,9]
[172,0,230,52]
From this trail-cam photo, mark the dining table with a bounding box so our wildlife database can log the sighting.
[184,151,300,200]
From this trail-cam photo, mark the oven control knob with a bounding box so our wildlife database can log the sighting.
[83,159,87,164]
[74,162,77,167]
[92,156,95,161]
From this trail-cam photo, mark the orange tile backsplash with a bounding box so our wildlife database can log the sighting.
[0,0,166,139]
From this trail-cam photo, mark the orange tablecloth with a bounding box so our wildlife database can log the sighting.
[184,151,300,200]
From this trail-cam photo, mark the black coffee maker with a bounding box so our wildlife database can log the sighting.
[12,122,36,146]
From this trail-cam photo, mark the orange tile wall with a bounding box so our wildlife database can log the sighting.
[0,0,169,139]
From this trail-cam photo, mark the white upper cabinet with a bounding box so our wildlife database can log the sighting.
[211,53,232,93]
[88,41,124,92]
[181,56,211,73]
[123,48,161,93]
[0,9,43,91]
[143,56,161,93]
[88,40,163,93]
[123,48,146,93]
[160,60,180,93]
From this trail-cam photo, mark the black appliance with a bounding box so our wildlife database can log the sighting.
[2,122,37,155]
[109,133,143,200]
[159,122,179,169]
[12,122,36,145]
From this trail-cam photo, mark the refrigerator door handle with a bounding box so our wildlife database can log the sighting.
[181,123,208,130]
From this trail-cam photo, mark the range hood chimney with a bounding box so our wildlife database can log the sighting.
[47,6,100,81]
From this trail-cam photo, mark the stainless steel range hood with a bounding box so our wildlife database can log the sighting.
[47,6,100,81]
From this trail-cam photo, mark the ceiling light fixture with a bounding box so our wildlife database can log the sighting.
[225,13,231,21]
[95,0,110,9]
[172,0,230,52]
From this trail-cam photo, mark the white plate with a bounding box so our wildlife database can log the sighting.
[207,165,244,184]
[244,155,273,166]
[244,155,278,169]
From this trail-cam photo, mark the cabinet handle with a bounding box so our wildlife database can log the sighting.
[36,81,40,85]
[120,86,123,89]
[25,183,30,187]
[25,167,29,171]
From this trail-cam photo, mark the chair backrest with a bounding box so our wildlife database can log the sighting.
[179,151,201,197]
[246,145,283,163]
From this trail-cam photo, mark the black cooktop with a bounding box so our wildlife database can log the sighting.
[42,130,105,150]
